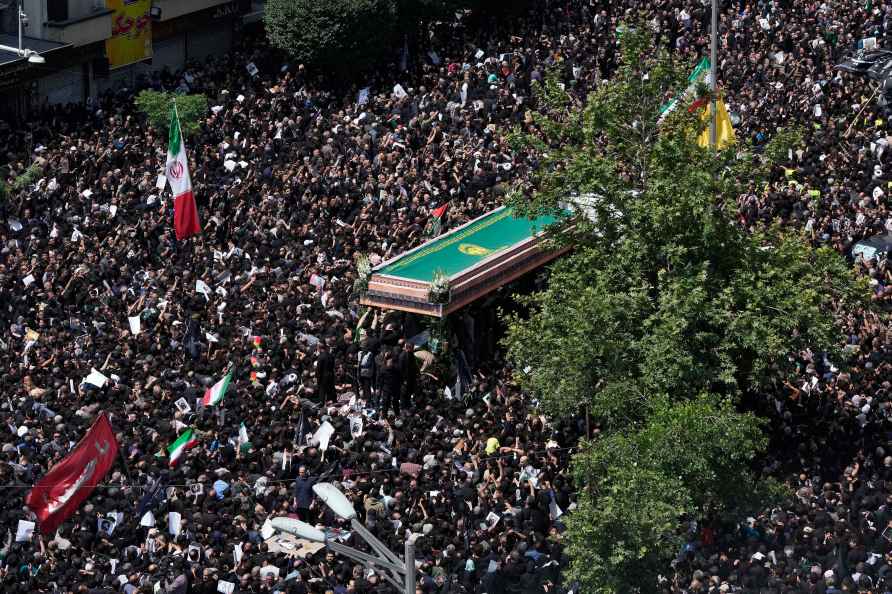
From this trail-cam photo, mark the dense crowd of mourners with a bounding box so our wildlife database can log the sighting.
[2,0,892,592]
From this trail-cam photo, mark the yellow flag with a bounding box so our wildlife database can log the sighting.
[698,99,736,149]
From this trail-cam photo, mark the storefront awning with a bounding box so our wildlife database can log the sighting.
[360,206,568,317]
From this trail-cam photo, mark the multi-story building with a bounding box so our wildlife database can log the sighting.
[0,0,260,120]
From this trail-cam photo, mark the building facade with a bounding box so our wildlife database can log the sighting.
[0,0,258,120]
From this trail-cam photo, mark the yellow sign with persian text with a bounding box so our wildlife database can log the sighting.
[105,0,152,69]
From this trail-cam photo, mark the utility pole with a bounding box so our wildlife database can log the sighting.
[404,540,416,594]
[273,483,418,594]
[18,0,22,57]
[709,0,718,149]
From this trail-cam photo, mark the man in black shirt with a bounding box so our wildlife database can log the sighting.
[399,340,419,411]
[315,343,336,404]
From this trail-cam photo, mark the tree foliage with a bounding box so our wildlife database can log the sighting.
[501,26,868,594]
[11,162,44,193]
[566,397,773,594]
[134,90,207,139]
[264,0,399,76]
[503,29,867,426]
[264,0,531,76]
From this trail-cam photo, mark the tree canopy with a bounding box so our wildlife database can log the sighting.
[134,91,207,139]
[264,0,533,76]
[565,396,774,593]
[264,0,399,76]
[504,30,866,428]
[501,26,869,594]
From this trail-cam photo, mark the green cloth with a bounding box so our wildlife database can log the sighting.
[378,207,558,282]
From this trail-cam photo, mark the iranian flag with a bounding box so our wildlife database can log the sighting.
[166,106,202,240]
[202,370,232,407]
[166,429,198,467]
[659,57,712,120]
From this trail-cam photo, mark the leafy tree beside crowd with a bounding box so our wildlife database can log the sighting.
[134,90,208,138]
[503,28,869,594]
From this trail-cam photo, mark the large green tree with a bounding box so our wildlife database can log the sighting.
[134,91,207,139]
[502,27,867,594]
[264,0,531,76]
[566,396,775,593]
[504,31,865,427]
[264,0,399,76]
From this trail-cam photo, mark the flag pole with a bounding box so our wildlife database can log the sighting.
[109,414,133,482]
[709,0,718,149]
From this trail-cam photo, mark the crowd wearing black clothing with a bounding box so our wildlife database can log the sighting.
[2,0,892,593]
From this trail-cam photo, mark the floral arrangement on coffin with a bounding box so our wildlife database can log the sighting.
[353,254,372,295]
[428,269,451,304]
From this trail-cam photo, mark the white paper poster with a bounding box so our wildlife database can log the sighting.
[140,511,155,527]
[309,274,326,290]
[84,368,109,388]
[15,520,35,542]
[312,421,335,451]
[349,415,364,437]
[168,511,182,536]
[196,280,212,299]
[261,518,275,540]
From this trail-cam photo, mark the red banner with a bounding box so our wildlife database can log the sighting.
[26,413,118,535]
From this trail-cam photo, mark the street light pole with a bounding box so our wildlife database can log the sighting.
[709,0,718,149]
[18,0,22,57]
[404,540,415,594]
[349,518,405,567]
[272,482,418,594]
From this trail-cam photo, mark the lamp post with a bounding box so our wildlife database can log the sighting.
[272,482,416,594]
[0,1,45,64]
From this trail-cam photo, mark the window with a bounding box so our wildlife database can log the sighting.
[46,0,69,22]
